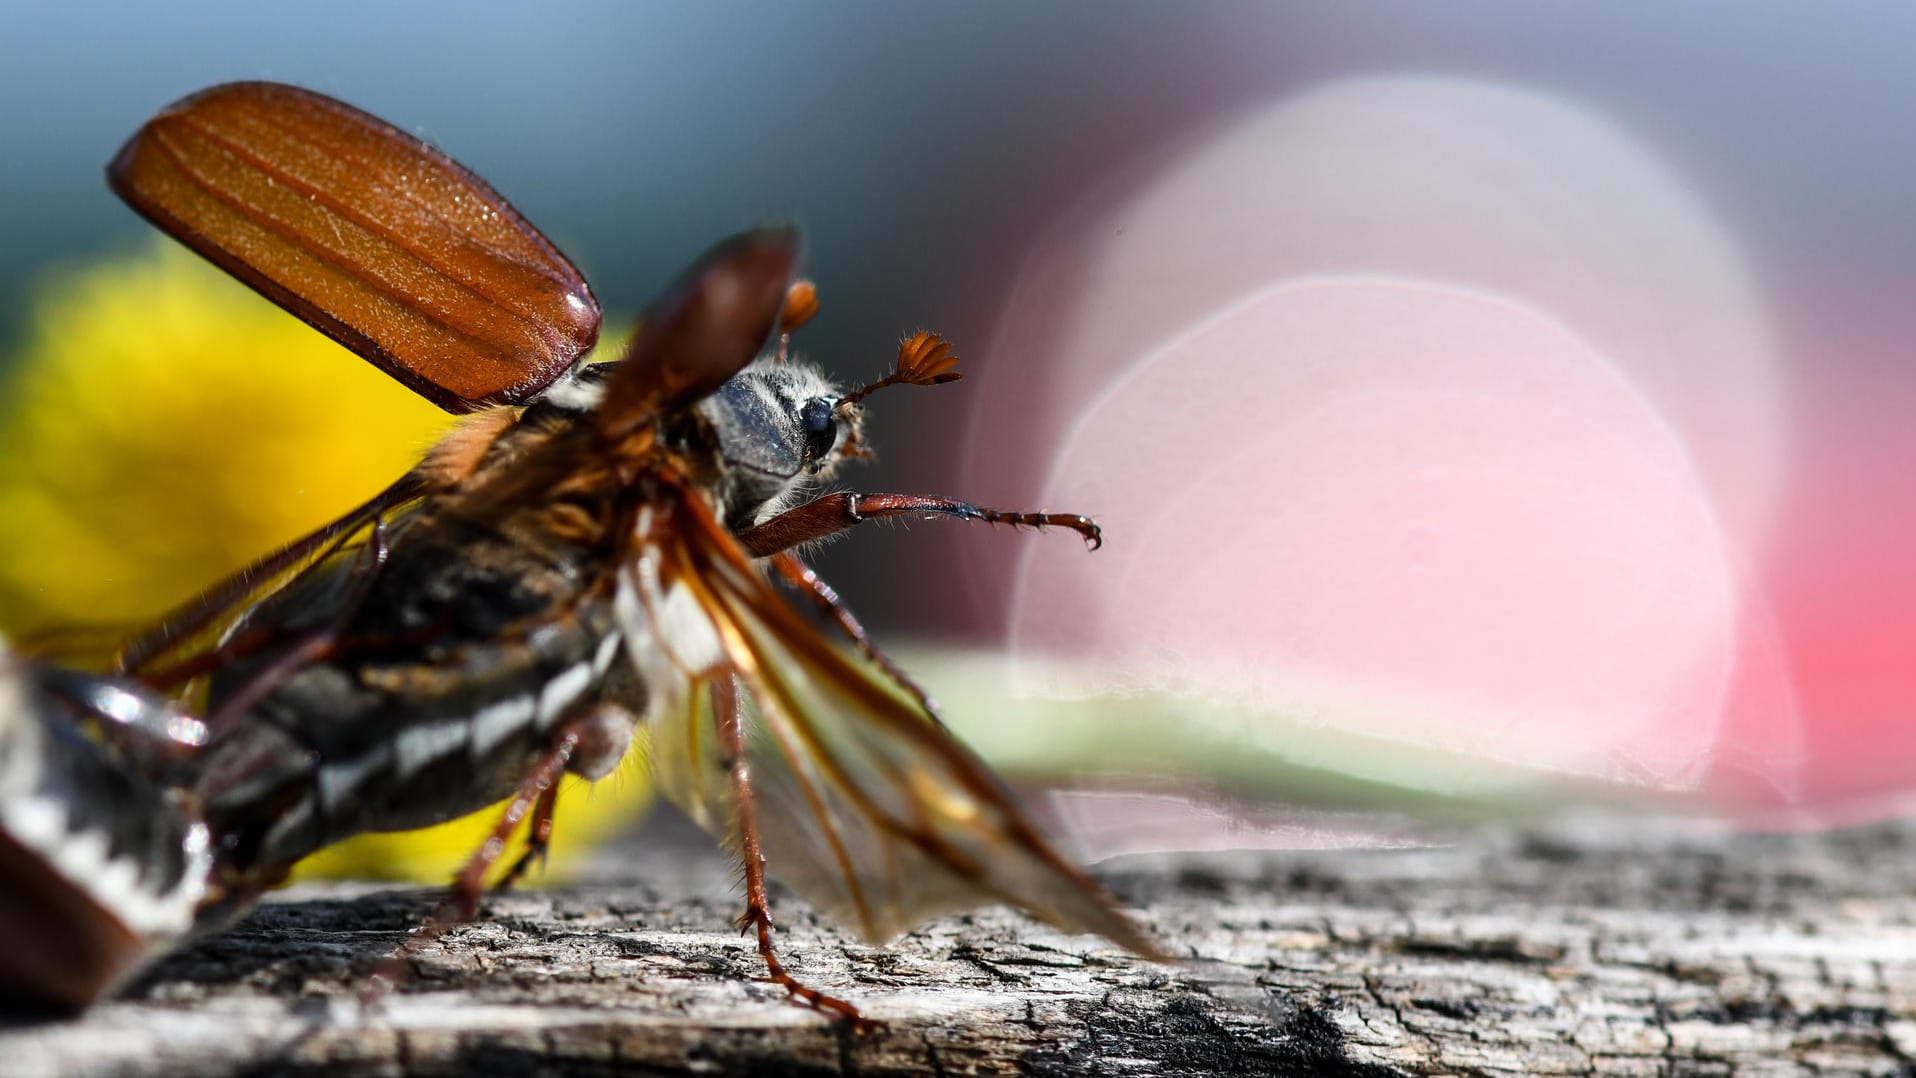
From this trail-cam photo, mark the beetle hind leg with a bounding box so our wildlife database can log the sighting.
[364,725,581,1001]
[492,781,561,893]
[494,698,636,892]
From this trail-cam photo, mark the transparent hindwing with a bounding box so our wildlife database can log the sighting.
[618,486,1158,955]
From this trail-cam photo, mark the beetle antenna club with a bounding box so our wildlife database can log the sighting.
[838,331,964,409]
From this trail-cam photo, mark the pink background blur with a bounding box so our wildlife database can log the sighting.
[947,71,1916,825]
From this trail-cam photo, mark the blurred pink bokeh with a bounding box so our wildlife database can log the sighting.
[960,75,1909,823]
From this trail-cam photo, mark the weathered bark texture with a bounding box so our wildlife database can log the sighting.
[7,811,1916,1076]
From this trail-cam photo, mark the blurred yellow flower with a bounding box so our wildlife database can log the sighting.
[0,240,650,884]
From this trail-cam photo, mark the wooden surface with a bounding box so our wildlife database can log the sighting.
[8,810,1916,1076]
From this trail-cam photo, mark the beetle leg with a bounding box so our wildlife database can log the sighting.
[489,695,637,892]
[763,552,943,724]
[713,675,878,1031]
[737,492,1100,556]
[365,724,580,1000]
[492,781,562,893]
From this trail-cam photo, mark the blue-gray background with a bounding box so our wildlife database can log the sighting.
[5,3,1915,635]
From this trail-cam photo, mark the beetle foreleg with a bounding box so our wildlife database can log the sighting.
[738,492,1101,556]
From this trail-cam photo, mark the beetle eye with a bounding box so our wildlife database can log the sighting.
[798,398,838,465]
[799,397,834,436]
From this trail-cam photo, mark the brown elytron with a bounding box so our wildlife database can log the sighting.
[107,82,599,413]
[108,83,1154,1027]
